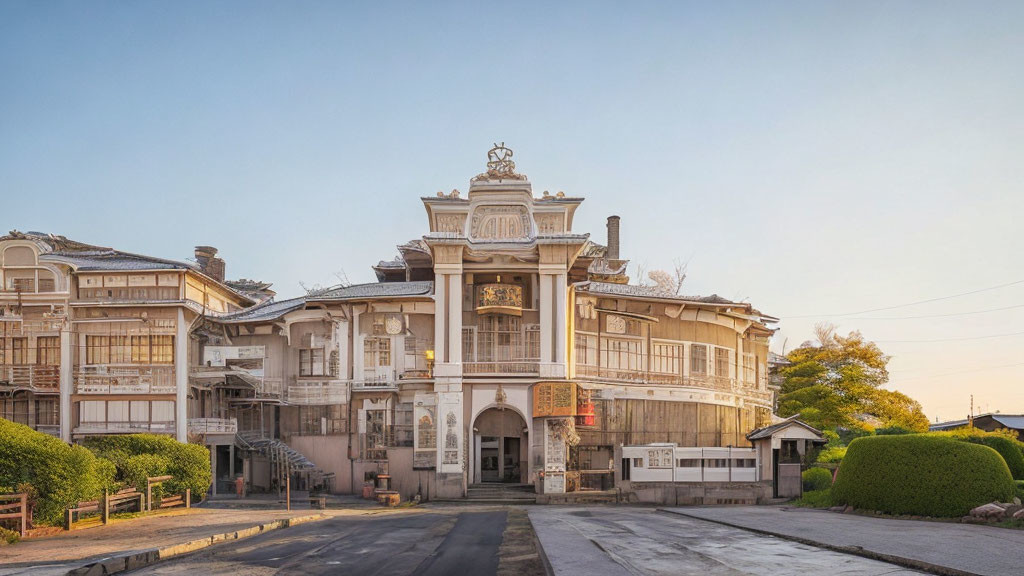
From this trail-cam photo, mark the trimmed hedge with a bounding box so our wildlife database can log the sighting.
[962,436,1024,480]
[802,467,833,492]
[832,435,1015,517]
[84,435,210,499]
[0,419,114,525]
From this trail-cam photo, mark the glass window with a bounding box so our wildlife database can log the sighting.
[110,336,130,363]
[363,338,390,368]
[36,336,60,365]
[151,335,174,364]
[86,335,110,364]
[651,343,682,374]
[715,348,731,377]
[11,338,27,364]
[690,344,707,375]
[300,347,326,376]
[632,457,643,467]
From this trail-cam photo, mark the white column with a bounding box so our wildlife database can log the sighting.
[336,318,349,380]
[433,274,447,364]
[352,307,363,380]
[554,273,567,375]
[447,274,462,365]
[175,308,188,442]
[59,325,72,442]
[539,273,553,364]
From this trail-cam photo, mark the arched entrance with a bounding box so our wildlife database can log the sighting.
[472,407,527,483]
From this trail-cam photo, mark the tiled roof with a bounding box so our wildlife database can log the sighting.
[746,415,825,441]
[307,281,434,301]
[43,250,194,271]
[217,296,307,323]
[576,281,737,305]
[932,413,1024,431]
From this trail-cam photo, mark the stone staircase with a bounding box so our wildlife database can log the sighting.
[457,483,537,504]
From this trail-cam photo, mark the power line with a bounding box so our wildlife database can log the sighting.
[896,361,1024,381]
[784,279,1024,319]
[876,330,1024,344]
[847,303,1024,321]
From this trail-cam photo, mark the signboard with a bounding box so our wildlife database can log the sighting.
[533,382,577,418]
[544,419,567,472]
[476,283,523,316]
[203,346,266,367]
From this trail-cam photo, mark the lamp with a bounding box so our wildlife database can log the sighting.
[425,349,435,378]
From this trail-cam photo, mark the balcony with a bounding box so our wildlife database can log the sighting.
[74,365,176,394]
[574,364,774,403]
[74,421,175,435]
[188,417,238,435]
[0,364,59,392]
[286,380,348,405]
[463,361,540,375]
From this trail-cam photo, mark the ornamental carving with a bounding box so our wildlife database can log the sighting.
[476,283,523,315]
[472,143,527,181]
[435,214,466,235]
[606,314,627,334]
[384,314,403,335]
[535,213,563,234]
[470,205,532,240]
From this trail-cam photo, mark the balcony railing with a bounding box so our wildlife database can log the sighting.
[358,425,413,460]
[74,421,175,435]
[74,365,176,394]
[0,364,60,391]
[286,380,348,405]
[574,364,773,402]
[188,417,238,435]
[463,361,540,375]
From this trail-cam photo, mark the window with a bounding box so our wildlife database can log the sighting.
[651,343,682,374]
[632,457,644,468]
[704,458,729,468]
[11,278,34,292]
[36,336,59,365]
[621,457,631,480]
[690,344,707,375]
[715,348,731,377]
[110,336,130,363]
[742,353,756,384]
[151,335,174,364]
[733,458,757,468]
[477,315,523,362]
[38,278,55,292]
[300,347,326,376]
[363,337,391,367]
[130,336,150,363]
[11,338,27,364]
[575,334,597,366]
[677,459,701,467]
[461,328,476,361]
[86,336,110,364]
[601,338,642,371]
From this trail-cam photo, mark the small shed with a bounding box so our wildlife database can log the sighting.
[747,415,827,498]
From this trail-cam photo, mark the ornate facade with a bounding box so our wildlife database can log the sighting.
[1,145,779,499]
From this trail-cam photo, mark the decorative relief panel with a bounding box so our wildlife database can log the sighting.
[534,213,564,234]
[435,214,467,235]
[606,314,627,334]
[470,205,532,241]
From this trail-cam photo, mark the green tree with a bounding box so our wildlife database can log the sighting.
[778,323,927,433]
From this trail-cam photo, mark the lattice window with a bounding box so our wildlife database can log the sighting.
[651,343,682,374]
[715,347,731,378]
[36,336,59,365]
[690,344,707,375]
[600,338,642,371]
[300,347,326,376]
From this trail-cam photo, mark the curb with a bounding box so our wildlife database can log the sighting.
[525,513,555,576]
[64,513,327,576]
[657,509,978,576]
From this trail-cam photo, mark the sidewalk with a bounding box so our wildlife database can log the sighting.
[0,507,342,576]
[663,505,1024,576]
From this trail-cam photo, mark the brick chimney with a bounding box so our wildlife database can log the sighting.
[194,246,225,282]
[606,215,621,260]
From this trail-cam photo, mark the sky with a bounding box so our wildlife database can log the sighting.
[2,1,1022,422]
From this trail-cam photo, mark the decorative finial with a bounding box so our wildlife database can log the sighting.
[472,142,527,182]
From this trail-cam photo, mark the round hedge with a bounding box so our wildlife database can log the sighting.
[832,435,1015,517]
[84,434,211,499]
[0,419,113,525]
[802,467,833,492]
[962,436,1024,480]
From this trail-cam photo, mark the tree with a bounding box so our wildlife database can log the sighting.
[646,259,689,294]
[778,323,928,433]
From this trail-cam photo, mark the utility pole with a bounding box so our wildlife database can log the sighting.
[969,395,974,428]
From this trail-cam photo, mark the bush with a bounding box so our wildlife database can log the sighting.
[832,435,1015,517]
[803,467,833,492]
[84,435,210,498]
[0,419,109,525]
[962,436,1024,480]
[795,489,833,508]
[0,526,20,545]
[816,445,847,463]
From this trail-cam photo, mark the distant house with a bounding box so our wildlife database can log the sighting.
[930,413,1024,442]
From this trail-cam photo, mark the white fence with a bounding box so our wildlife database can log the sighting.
[622,444,759,483]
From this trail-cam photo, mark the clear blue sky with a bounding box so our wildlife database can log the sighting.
[2,1,1022,421]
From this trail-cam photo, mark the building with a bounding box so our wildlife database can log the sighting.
[930,413,1024,442]
[2,145,789,500]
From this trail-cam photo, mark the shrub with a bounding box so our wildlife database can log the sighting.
[795,489,833,508]
[84,435,210,498]
[0,419,107,525]
[963,436,1024,480]
[803,467,833,492]
[816,445,847,463]
[0,526,20,545]
[832,435,1015,517]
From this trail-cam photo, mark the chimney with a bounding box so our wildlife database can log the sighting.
[606,215,620,260]
[194,245,226,283]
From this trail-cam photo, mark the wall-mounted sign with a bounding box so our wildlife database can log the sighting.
[476,283,523,316]
[533,382,577,418]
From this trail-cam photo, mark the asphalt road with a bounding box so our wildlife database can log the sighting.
[129,509,509,576]
[529,507,925,575]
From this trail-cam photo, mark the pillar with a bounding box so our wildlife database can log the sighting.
[175,308,188,442]
[59,324,72,442]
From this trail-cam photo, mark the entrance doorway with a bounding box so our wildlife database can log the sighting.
[473,407,526,484]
